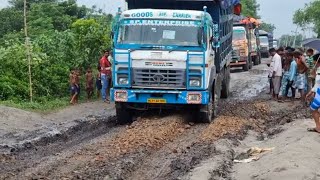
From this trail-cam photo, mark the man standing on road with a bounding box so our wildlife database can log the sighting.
[100,50,112,103]
[294,50,309,104]
[269,48,282,101]
[306,49,315,92]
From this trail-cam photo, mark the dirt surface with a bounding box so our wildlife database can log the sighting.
[0,62,314,180]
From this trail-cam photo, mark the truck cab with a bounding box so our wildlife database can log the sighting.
[259,30,270,58]
[231,26,251,71]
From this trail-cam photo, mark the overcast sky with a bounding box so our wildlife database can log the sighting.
[0,0,315,38]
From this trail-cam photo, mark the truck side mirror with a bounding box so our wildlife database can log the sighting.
[110,31,114,39]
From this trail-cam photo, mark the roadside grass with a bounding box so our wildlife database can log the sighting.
[0,92,102,113]
[0,98,70,113]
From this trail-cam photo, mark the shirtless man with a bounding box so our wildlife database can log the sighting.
[294,51,308,104]
[85,67,94,100]
[70,70,79,104]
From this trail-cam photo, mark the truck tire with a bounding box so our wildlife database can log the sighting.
[243,59,249,71]
[199,81,219,123]
[116,103,133,125]
[253,56,259,65]
[221,66,230,99]
[249,56,253,69]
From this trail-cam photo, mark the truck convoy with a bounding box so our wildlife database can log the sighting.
[111,0,240,123]
[230,16,261,71]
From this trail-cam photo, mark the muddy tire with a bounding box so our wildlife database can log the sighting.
[116,103,133,125]
[221,66,230,99]
[253,56,259,65]
[243,59,249,71]
[199,82,219,123]
[249,56,253,69]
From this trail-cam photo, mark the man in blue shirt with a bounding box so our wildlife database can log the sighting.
[286,52,297,100]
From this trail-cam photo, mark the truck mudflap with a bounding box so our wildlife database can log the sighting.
[111,89,210,105]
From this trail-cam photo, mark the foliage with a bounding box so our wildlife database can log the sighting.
[259,22,276,33]
[278,34,304,47]
[293,0,320,37]
[0,0,113,105]
[241,0,260,18]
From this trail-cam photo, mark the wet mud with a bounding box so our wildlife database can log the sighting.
[0,64,310,180]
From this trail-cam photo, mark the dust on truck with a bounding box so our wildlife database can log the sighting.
[230,17,261,71]
[111,0,239,124]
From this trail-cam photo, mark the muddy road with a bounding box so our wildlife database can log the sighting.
[0,63,310,180]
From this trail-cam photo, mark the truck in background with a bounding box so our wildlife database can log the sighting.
[259,30,271,58]
[111,0,239,123]
[231,16,261,71]
[273,39,278,48]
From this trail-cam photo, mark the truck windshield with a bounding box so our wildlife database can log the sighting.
[259,36,269,45]
[117,19,203,47]
[233,30,246,41]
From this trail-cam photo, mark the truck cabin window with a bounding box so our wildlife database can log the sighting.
[117,20,203,47]
[232,30,246,41]
[259,36,269,45]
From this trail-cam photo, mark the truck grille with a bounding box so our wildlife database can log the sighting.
[132,68,186,88]
[232,49,240,58]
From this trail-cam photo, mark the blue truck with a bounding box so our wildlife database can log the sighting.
[111,0,240,124]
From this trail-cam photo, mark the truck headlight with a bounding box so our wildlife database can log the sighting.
[189,79,201,87]
[118,77,128,85]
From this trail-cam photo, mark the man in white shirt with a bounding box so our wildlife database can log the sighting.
[269,48,282,100]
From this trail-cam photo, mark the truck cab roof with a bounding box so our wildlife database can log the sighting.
[121,9,211,21]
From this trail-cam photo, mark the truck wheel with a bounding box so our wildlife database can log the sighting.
[116,103,133,125]
[243,59,249,71]
[221,66,230,99]
[249,56,253,69]
[253,56,259,65]
[199,82,219,123]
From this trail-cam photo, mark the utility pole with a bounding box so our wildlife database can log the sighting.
[24,0,33,102]
[292,26,299,47]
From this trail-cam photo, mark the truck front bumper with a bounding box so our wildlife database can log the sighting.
[230,56,248,66]
[111,89,209,105]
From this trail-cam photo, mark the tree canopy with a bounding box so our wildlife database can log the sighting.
[0,0,113,101]
[293,0,320,37]
[241,0,260,18]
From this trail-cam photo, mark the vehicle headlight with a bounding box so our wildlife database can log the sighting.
[118,77,128,85]
[189,79,201,87]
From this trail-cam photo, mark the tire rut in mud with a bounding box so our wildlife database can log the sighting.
[1,98,310,180]
[0,114,118,179]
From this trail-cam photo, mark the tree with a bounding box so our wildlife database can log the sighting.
[241,0,260,18]
[0,0,113,102]
[259,22,276,33]
[293,0,320,37]
[278,34,303,47]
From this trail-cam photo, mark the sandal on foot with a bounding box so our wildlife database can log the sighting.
[307,128,320,133]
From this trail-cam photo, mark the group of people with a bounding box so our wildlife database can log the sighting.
[268,46,320,133]
[69,50,113,104]
[268,47,318,103]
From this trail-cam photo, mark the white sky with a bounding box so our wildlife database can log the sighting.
[0,0,315,38]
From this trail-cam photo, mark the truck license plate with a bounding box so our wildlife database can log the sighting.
[147,98,166,104]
